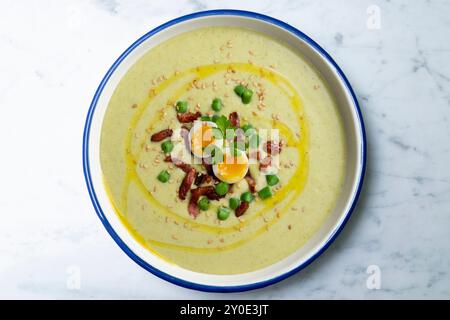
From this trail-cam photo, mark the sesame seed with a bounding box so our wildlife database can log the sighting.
[207,239,213,244]
[248,50,254,56]
[140,163,148,169]
[171,235,178,240]
[131,103,137,109]
[288,225,292,230]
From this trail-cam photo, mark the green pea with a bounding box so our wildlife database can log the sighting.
[240,191,254,203]
[175,100,188,113]
[211,98,222,112]
[217,207,230,220]
[241,123,253,133]
[234,84,246,96]
[215,182,229,196]
[161,140,174,154]
[242,89,253,104]
[198,197,210,211]
[266,174,279,186]
[258,186,272,199]
[157,170,170,183]
[229,197,240,210]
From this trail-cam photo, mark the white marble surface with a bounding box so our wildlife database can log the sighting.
[0,0,449,299]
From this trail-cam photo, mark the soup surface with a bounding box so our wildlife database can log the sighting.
[100,27,346,274]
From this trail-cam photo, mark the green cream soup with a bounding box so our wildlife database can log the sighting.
[100,27,346,274]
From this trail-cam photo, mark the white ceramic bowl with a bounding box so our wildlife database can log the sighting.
[83,10,366,292]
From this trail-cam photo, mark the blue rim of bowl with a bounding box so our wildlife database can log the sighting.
[83,9,366,293]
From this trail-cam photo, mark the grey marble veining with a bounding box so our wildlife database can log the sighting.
[0,0,449,299]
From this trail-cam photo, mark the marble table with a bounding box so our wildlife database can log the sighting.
[0,0,448,299]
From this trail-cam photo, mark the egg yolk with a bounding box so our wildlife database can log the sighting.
[217,155,248,182]
[192,124,215,155]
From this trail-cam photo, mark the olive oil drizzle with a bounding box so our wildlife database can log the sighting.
[104,63,309,253]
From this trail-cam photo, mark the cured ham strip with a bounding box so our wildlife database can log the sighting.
[177,111,201,123]
[201,159,216,176]
[259,156,272,171]
[194,172,213,186]
[188,186,221,217]
[150,128,173,142]
[178,168,196,200]
[244,171,256,193]
[264,140,282,155]
[235,201,249,217]
[228,111,240,127]
[175,162,192,173]
[164,155,192,173]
